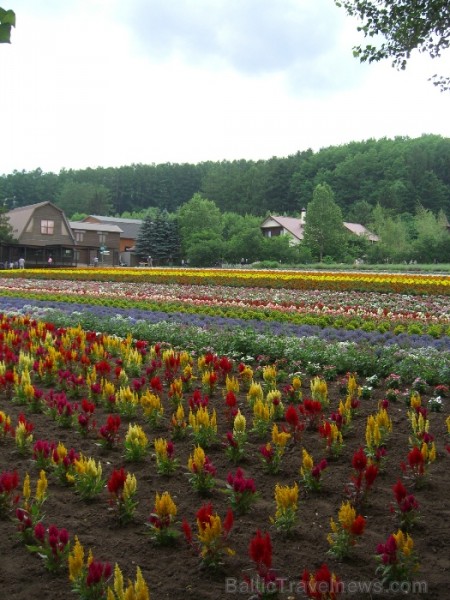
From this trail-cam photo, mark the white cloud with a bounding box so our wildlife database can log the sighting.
[0,0,449,174]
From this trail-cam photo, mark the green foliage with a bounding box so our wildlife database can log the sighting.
[135,210,180,264]
[177,193,223,255]
[0,206,14,242]
[55,182,112,218]
[1,136,450,224]
[0,7,15,43]
[185,232,224,267]
[335,0,450,90]
[260,235,299,264]
[303,183,347,261]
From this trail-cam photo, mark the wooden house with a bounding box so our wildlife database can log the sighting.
[4,201,76,267]
[2,202,122,267]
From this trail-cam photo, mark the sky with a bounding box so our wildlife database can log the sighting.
[1,0,449,176]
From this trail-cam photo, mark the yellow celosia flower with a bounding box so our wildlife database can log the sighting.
[56,442,67,463]
[239,365,254,387]
[68,535,85,582]
[171,403,185,427]
[446,414,450,434]
[337,501,356,529]
[154,491,177,519]
[347,374,359,398]
[179,351,192,367]
[154,438,168,459]
[310,376,328,405]
[274,482,299,512]
[253,398,271,422]
[188,445,206,472]
[22,473,31,504]
[266,389,283,408]
[188,406,217,432]
[112,563,125,600]
[141,391,163,416]
[117,386,139,410]
[393,529,414,556]
[292,376,302,390]
[36,470,48,503]
[125,424,149,450]
[225,375,240,394]
[247,381,264,405]
[198,514,222,545]
[124,473,137,500]
[233,410,246,434]
[410,391,421,409]
[271,423,291,448]
[301,448,314,474]
[169,378,183,400]
[263,365,277,388]
[421,441,436,463]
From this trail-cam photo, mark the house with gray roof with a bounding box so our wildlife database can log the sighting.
[2,202,123,267]
[260,211,379,245]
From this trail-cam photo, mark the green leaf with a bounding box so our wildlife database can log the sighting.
[0,9,15,43]
[0,23,12,43]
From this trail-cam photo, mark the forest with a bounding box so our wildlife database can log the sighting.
[1,134,449,221]
[1,135,449,266]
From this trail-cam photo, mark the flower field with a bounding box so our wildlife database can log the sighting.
[0,269,449,599]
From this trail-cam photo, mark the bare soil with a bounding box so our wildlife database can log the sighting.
[0,364,449,600]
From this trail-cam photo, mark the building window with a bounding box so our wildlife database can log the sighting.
[41,219,54,235]
[75,231,84,242]
[98,233,107,244]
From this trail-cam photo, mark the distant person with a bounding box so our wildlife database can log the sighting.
[47,256,53,267]
[93,256,99,267]
[148,256,153,267]
[18,257,25,269]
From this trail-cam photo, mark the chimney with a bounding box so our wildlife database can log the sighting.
[300,207,306,224]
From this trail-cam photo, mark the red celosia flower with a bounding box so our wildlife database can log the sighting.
[408,447,424,473]
[107,468,127,496]
[376,535,398,565]
[350,515,366,536]
[302,563,341,599]
[196,503,213,530]
[311,459,328,480]
[95,360,111,376]
[182,519,192,544]
[0,470,19,493]
[86,560,112,586]
[34,522,46,543]
[17,413,34,434]
[352,447,367,472]
[218,356,233,378]
[259,444,275,462]
[364,464,379,488]
[392,480,407,503]
[189,389,209,410]
[81,398,95,414]
[223,508,234,535]
[225,391,237,408]
[285,404,299,428]
[249,529,272,570]
[150,376,163,392]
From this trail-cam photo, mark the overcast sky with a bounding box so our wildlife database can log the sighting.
[1,0,449,176]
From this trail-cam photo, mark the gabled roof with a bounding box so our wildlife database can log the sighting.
[82,215,142,239]
[6,201,76,242]
[343,222,379,242]
[260,215,304,241]
[261,214,379,242]
[70,221,123,234]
